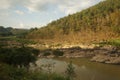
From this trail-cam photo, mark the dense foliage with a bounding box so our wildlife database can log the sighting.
[0,47,39,68]
[53,49,64,57]
[0,63,67,80]
[0,26,28,38]
[0,37,68,80]
[99,39,120,47]
[27,0,120,43]
[0,26,13,36]
[0,44,68,80]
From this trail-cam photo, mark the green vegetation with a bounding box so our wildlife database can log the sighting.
[99,39,120,47]
[65,61,75,80]
[0,26,28,38]
[43,52,51,56]
[0,26,13,36]
[0,36,36,48]
[0,63,67,80]
[41,49,64,57]
[27,0,120,44]
[0,38,70,80]
[0,47,39,68]
[0,45,68,80]
[53,49,64,57]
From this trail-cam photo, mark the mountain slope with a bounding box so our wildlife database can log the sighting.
[27,0,120,44]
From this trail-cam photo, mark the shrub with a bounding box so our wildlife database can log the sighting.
[53,49,64,57]
[65,61,76,80]
[0,63,67,80]
[43,52,51,56]
[0,47,40,68]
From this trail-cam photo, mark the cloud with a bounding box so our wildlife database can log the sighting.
[0,0,12,9]
[0,0,103,29]
[58,0,102,15]
[19,22,25,28]
[24,0,103,15]
[25,0,49,12]
[0,0,103,14]
[16,22,45,29]
[0,12,9,16]
[15,10,24,15]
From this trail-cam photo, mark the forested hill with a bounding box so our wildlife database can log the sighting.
[0,26,28,37]
[27,0,120,44]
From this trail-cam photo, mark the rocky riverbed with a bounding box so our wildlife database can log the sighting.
[63,46,120,64]
[38,45,120,65]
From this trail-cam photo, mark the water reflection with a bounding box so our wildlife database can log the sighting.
[35,58,120,80]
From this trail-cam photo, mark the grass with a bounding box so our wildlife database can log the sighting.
[0,36,36,45]
[0,63,67,80]
[99,39,120,47]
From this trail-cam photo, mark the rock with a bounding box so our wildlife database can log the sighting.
[105,57,120,64]
[91,55,110,63]
[91,55,120,64]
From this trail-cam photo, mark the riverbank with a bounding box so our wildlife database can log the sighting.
[36,45,120,65]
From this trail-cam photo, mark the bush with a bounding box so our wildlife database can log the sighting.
[0,47,40,68]
[53,49,64,57]
[0,63,67,80]
[43,52,51,56]
[65,61,75,80]
[29,72,67,80]
[0,63,29,80]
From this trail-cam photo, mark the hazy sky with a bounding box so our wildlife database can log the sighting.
[0,0,103,29]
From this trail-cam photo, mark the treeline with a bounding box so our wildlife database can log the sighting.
[27,0,120,44]
[0,26,13,36]
[0,26,28,38]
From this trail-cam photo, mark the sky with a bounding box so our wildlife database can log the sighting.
[0,0,103,29]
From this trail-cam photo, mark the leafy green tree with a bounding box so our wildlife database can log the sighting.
[0,47,39,68]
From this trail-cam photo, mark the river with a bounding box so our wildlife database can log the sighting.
[35,58,120,80]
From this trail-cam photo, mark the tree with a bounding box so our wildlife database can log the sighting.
[0,47,39,68]
[65,61,76,80]
[53,49,64,57]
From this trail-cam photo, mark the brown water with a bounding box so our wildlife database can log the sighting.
[36,58,120,80]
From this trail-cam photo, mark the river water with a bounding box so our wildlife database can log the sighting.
[35,58,120,80]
